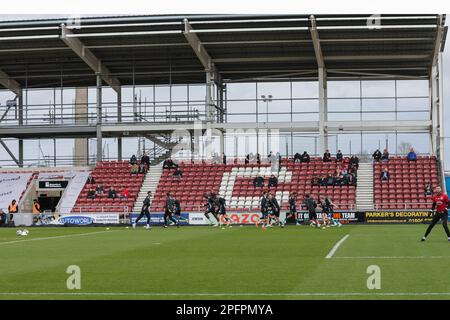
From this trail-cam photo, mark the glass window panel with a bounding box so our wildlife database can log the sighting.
[292,82,318,99]
[396,80,428,97]
[328,81,360,98]
[227,83,256,100]
[362,80,395,97]
[258,82,290,98]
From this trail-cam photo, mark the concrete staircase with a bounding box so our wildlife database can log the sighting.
[132,164,163,212]
[356,162,374,210]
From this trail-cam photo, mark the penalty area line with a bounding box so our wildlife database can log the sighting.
[325,234,349,259]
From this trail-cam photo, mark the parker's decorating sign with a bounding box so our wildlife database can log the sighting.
[364,211,433,223]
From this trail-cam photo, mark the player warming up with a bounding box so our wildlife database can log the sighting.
[267,193,282,228]
[172,197,187,223]
[203,192,219,227]
[164,192,180,228]
[256,191,269,229]
[215,196,232,228]
[421,186,450,242]
[304,194,320,228]
[323,196,342,227]
[284,192,300,226]
[133,191,152,229]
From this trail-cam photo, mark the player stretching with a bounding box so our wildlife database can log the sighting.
[323,196,342,227]
[133,191,152,229]
[216,196,232,228]
[257,191,269,229]
[163,192,179,228]
[284,192,300,226]
[421,186,450,242]
[203,192,219,227]
[304,194,320,228]
[268,193,282,228]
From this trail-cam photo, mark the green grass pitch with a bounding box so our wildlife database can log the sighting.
[1,224,450,300]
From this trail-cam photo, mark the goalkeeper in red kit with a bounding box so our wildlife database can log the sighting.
[421,186,450,242]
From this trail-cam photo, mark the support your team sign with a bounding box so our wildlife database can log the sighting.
[364,210,433,223]
[296,211,365,223]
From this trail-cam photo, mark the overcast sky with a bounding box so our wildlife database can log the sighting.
[0,14,449,169]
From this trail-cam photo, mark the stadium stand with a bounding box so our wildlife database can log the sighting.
[151,157,357,212]
[72,161,145,213]
[373,156,439,209]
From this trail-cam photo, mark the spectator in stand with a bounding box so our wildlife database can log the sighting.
[349,155,359,169]
[407,147,417,162]
[163,158,176,169]
[424,182,434,196]
[95,184,104,195]
[108,187,117,199]
[222,153,227,165]
[323,149,332,162]
[319,174,327,186]
[253,175,264,188]
[130,154,137,165]
[120,188,130,199]
[300,151,310,163]
[87,188,96,199]
[141,152,150,170]
[173,167,183,180]
[325,174,335,186]
[32,199,41,215]
[131,163,139,175]
[245,154,250,165]
[294,152,301,163]
[381,148,389,162]
[311,175,318,186]
[336,150,343,163]
[268,174,278,187]
[349,164,358,176]
[340,167,349,180]
[333,167,340,177]
[87,174,95,185]
[372,149,382,162]
[138,162,146,174]
[163,158,170,169]
[380,167,390,181]
[348,173,357,186]
[256,153,261,165]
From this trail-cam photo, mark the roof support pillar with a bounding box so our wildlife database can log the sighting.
[430,52,445,191]
[117,87,123,161]
[318,67,328,155]
[206,69,216,122]
[96,74,103,163]
[18,93,24,167]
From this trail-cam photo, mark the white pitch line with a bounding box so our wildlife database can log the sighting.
[0,230,116,246]
[334,256,450,259]
[325,234,349,259]
[1,292,450,297]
